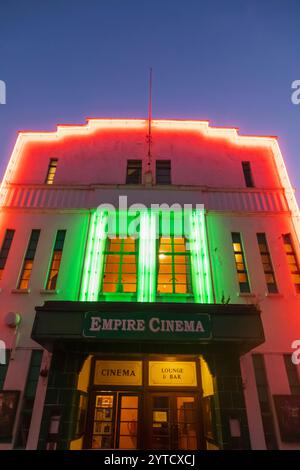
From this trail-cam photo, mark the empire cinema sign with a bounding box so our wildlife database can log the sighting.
[83,311,211,340]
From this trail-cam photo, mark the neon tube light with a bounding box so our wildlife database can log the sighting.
[2,118,299,247]
[137,210,156,302]
[80,210,108,301]
[190,210,213,303]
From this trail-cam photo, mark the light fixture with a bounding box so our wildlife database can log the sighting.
[4,312,21,328]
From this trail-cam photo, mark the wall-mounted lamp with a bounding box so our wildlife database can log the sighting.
[5,312,21,328]
[4,312,21,360]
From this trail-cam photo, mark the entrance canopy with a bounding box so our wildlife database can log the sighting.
[32,301,264,355]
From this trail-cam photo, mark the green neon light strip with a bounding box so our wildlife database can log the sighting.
[148,211,157,301]
[137,210,156,302]
[81,209,212,303]
[80,210,108,301]
[80,211,97,301]
[190,210,213,303]
[199,210,214,303]
[190,211,201,303]
[137,211,147,302]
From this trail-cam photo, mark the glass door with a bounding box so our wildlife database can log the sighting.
[116,394,139,449]
[150,395,172,450]
[90,392,139,449]
[149,393,199,450]
[175,396,198,449]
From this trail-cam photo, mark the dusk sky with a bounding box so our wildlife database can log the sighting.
[0,0,300,197]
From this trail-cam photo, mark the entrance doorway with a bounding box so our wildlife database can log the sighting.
[87,391,201,450]
[147,393,199,450]
[84,356,206,450]
[89,392,140,449]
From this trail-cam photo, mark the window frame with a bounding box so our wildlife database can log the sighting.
[45,158,58,185]
[18,229,41,290]
[45,230,66,291]
[282,233,300,293]
[231,232,251,293]
[157,235,192,296]
[0,229,15,281]
[156,160,171,185]
[242,161,254,188]
[101,236,138,295]
[257,233,278,294]
[126,160,142,185]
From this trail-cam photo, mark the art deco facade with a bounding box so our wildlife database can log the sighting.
[0,119,299,450]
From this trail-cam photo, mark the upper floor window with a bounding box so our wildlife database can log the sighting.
[45,159,58,184]
[257,233,278,293]
[0,229,15,280]
[232,232,250,293]
[126,160,142,184]
[46,230,66,290]
[157,237,192,295]
[102,237,137,293]
[283,233,300,293]
[156,160,171,184]
[242,161,254,187]
[18,229,40,289]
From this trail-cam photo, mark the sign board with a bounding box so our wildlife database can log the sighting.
[148,361,197,387]
[94,360,142,386]
[83,311,211,341]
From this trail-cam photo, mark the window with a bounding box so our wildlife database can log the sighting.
[257,233,278,293]
[0,229,15,280]
[231,232,250,293]
[14,350,42,448]
[46,230,66,290]
[0,350,10,390]
[284,354,300,395]
[18,230,41,289]
[156,160,171,184]
[45,158,58,184]
[252,354,278,450]
[242,161,254,187]
[157,237,192,294]
[126,160,142,184]
[283,234,300,293]
[102,237,137,293]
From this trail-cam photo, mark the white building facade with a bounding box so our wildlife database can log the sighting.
[0,119,299,450]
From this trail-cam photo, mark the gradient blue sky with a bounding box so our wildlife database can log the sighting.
[0,0,300,197]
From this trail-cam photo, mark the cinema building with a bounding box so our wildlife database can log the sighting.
[0,119,300,450]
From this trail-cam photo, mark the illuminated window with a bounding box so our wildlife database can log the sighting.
[126,160,142,184]
[45,158,58,184]
[157,237,192,294]
[46,230,66,290]
[257,233,278,293]
[156,160,171,184]
[283,233,300,293]
[231,232,250,293]
[0,229,15,280]
[102,237,137,293]
[242,161,254,188]
[18,230,40,289]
